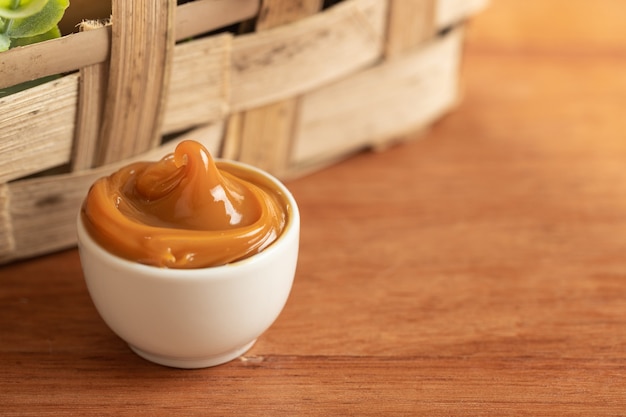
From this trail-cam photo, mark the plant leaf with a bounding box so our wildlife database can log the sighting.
[0,31,9,51]
[6,0,68,39]
[0,0,47,19]
[10,23,59,47]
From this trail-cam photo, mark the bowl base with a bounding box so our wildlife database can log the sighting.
[129,340,256,369]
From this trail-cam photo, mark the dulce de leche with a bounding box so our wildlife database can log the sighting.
[81,140,289,268]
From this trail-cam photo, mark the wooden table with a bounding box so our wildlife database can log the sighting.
[2,1,626,415]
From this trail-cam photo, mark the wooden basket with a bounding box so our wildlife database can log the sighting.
[0,0,486,264]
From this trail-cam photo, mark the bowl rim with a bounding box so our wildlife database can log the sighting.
[77,158,300,280]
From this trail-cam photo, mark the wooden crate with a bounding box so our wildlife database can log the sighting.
[0,0,486,264]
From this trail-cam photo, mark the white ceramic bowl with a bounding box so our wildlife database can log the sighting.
[77,162,299,369]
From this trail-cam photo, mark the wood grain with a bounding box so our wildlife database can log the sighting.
[94,0,175,165]
[2,0,626,415]
[0,74,79,183]
[71,21,109,170]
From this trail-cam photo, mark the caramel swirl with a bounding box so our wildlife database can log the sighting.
[81,140,288,268]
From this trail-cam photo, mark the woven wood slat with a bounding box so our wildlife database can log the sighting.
[256,0,323,30]
[163,33,232,135]
[292,29,462,167]
[175,0,259,42]
[94,0,176,165]
[0,74,79,183]
[71,21,110,171]
[234,0,322,176]
[0,184,14,256]
[237,100,299,178]
[0,27,110,90]
[230,0,387,112]
[436,0,488,27]
[385,0,436,58]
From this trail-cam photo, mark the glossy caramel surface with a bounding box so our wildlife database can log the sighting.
[81,140,288,268]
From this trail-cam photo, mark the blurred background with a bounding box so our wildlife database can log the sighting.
[467,0,625,51]
[457,0,625,158]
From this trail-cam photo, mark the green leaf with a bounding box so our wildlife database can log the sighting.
[0,0,47,19]
[6,0,68,39]
[9,23,58,47]
[0,31,9,51]
[0,73,58,98]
